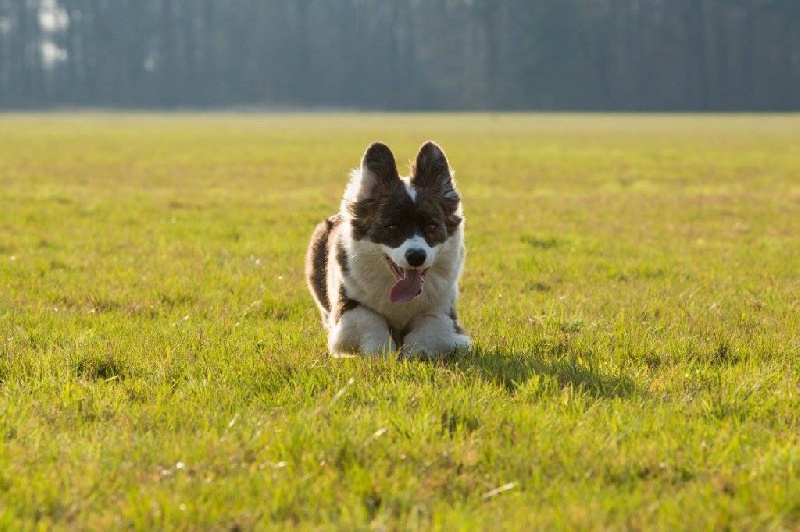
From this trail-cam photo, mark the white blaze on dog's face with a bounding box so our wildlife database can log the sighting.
[343,141,462,303]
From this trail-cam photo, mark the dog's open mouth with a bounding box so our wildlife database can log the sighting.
[384,256,428,303]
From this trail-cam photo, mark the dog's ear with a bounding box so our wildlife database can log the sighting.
[411,141,459,201]
[349,142,400,200]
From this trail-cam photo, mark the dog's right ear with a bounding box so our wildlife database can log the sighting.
[345,142,399,201]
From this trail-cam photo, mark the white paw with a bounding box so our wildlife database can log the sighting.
[360,336,397,357]
[327,307,396,357]
[452,334,471,351]
[401,333,471,359]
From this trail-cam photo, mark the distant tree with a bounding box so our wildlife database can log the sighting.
[0,0,798,110]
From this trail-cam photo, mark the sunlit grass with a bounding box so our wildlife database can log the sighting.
[1,113,798,529]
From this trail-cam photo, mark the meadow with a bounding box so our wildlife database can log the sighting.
[0,113,798,529]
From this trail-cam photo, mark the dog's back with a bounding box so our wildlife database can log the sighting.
[305,215,342,325]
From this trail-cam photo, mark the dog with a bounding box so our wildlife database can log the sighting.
[305,141,470,358]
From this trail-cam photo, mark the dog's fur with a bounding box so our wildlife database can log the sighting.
[305,141,470,357]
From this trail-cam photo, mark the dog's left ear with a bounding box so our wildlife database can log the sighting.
[411,141,459,201]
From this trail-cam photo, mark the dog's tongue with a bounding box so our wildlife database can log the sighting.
[389,268,424,303]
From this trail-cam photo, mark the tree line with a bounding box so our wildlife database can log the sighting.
[0,0,798,111]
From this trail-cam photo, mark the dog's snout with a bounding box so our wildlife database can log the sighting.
[405,248,426,268]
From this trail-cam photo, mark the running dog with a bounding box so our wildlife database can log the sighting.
[305,141,470,357]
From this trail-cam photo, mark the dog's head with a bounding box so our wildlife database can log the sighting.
[342,141,463,303]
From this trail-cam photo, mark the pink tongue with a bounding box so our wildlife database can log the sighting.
[389,268,423,303]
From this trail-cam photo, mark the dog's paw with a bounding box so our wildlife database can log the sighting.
[400,312,471,359]
[329,335,396,358]
[360,336,397,357]
[327,307,395,357]
[400,333,471,360]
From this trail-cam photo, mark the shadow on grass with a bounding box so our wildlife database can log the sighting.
[438,344,637,399]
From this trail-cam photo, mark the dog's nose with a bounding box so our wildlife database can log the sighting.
[405,248,427,268]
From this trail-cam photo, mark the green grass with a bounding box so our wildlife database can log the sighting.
[1,113,798,529]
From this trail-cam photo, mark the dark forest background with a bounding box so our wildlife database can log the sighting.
[1,0,799,111]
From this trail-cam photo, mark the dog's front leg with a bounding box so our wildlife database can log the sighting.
[401,312,471,359]
[328,307,396,357]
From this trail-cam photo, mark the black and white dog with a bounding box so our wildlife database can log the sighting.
[305,141,470,357]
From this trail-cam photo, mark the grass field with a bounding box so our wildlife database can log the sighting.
[0,113,798,529]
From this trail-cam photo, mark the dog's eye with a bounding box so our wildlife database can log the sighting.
[386,224,399,232]
[426,222,439,232]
